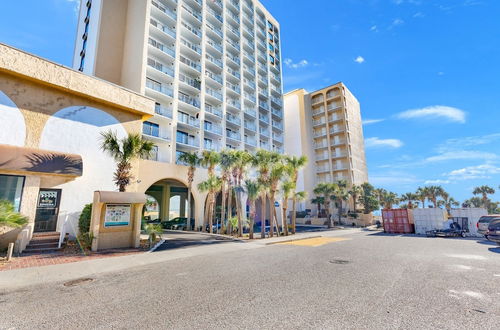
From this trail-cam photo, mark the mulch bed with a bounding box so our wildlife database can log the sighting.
[0,239,160,272]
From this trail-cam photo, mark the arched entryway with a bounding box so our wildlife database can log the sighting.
[144,178,195,229]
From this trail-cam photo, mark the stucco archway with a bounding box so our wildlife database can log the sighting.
[39,106,127,235]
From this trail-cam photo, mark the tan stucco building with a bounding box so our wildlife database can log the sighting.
[284,83,369,215]
[0,44,211,251]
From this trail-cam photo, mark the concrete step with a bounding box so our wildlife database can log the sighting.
[23,247,62,253]
[32,231,59,237]
[26,242,60,249]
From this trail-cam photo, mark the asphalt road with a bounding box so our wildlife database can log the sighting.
[1,230,499,329]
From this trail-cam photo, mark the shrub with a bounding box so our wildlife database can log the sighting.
[77,232,94,251]
[78,204,92,234]
[0,200,28,228]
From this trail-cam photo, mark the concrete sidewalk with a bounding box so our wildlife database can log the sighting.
[0,228,361,291]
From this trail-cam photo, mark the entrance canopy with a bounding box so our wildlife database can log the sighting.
[0,144,83,177]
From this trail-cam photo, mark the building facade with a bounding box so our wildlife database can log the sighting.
[73,0,284,164]
[284,83,369,214]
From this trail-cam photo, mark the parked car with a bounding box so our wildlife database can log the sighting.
[161,217,195,231]
[477,215,500,236]
[485,219,500,246]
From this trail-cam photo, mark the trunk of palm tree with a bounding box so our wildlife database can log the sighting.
[338,200,342,225]
[269,192,275,237]
[187,186,192,230]
[282,200,289,236]
[227,186,233,235]
[291,196,297,235]
[249,200,255,239]
[326,201,333,228]
[273,203,280,236]
[236,188,243,237]
[220,179,227,234]
[260,193,267,239]
[352,195,357,213]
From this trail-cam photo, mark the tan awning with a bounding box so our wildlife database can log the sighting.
[0,144,83,177]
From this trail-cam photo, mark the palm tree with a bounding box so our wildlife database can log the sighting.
[374,188,387,207]
[0,200,28,231]
[463,197,483,208]
[427,185,446,208]
[143,223,163,248]
[100,131,154,192]
[400,192,418,209]
[245,179,262,239]
[219,150,235,234]
[253,150,280,238]
[284,155,308,234]
[473,185,495,209]
[232,150,253,237]
[200,150,221,228]
[380,191,399,210]
[311,197,324,215]
[268,158,286,237]
[416,187,429,208]
[281,181,294,236]
[331,181,349,225]
[438,196,459,211]
[198,175,222,234]
[313,183,336,228]
[178,151,200,230]
[348,184,363,213]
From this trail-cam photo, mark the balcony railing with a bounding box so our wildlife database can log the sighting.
[151,0,177,20]
[148,38,175,58]
[226,130,241,141]
[206,38,223,53]
[259,129,270,137]
[314,141,328,149]
[244,121,256,131]
[180,38,201,54]
[259,114,269,123]
[271,107,282,118]
[180,55,201,71]
[206,23,223,38]
[259,101,269,110]
[178,115,200,128]
[272,120,283,130]
[150,19,176,39]
[244,92,256,103]
[179,73,201,90]
[177,137,199,148]
[227,68,241,79]
[245,137,257,146]
[178,93,200,108]
[204,122,223,135]
[206,87,223,101]
[272,133,283,143]
[206,54,223,68]
[205,104,223,117]
[181,21,202,38]
[227,114,241,125]
[147,58,175,77]
[244,108,256,118]
[207,7,223,23]
[142,125,169,140]
[226,53,241,65]
[146,79,173,97]
[181,4,202,22]
[271,97,282,106]
[205,70,222,84]
[155,105,173,118]
[227,82,241,94]
[227,98,241,109]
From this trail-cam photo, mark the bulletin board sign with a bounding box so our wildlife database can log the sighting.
[104,204,131,227]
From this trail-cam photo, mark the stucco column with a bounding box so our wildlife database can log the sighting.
[180,193,186,218]
[162,184,170,221]
[19,175,41,238]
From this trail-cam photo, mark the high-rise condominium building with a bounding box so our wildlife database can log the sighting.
[73,0,284,163]
[284,83,368,212]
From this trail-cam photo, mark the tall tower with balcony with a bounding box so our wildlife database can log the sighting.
[72,0,284,164]
[283,83,368,212]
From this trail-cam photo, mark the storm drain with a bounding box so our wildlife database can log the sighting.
[63,278,94,287]
[329,259,350,265]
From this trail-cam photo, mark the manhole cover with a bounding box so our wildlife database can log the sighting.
[63,278,94,287]
[329,259,350,264]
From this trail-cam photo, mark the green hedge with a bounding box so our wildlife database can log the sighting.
[78,203,92,234]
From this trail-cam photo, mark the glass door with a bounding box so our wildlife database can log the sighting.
[34,189,62,232]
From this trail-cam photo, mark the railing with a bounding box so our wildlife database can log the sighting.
[204,122,223,135]
[207,7,223,23]
[179,115,200,128]
[180,55,201,71]
[227,39,240,50]
[227,82,241,94]
[181,21,202,38]
[227,68,241,79]
[329,115,342,122]
[143,125,169,140]
[180,38,201,54]
[58,215,69,249]
[205,70,222,84]
[313,119,326,126]
[272,120,283,130]
[205,104,223,117]
[178,93,200,108]
[179,73,201,90]
[206,54,223,68]
[259,114,269,123]
[206,87,223,101]
[181,4,202,22]
[314,141,328,148]
[151,0,177,20]
[271,107,282,117]
[148,38,175,58]
[243,66,255,76]
[313,130,326,137]
[244,108,256,118]
[245,137,257,146]
[226,53,241,65]
[227,98,241,109]
[147,58,175,77]
[177,138,199,147]
[206,23,223,38]
[206,38,223,53]
[272,133,283,142]
[271,97,282,106]
[259,129,270,137]
[244,92,256,103]
[244,121,256,131]
[150,19,176,39]
[226,131,241,141]
[146,79,173,97]
[155,105,173,118]
[227,114,241,125]
[259,101,269,110]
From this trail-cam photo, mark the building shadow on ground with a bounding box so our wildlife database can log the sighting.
[153,231,242,252]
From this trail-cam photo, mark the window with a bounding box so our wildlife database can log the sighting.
[267,20,273,31]
[268,32,274,42]
[268,43,274,52]
[0,175,25,212]
[269,55,275,65]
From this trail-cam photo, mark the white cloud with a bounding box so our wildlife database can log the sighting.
[65,0,80,15]
[424,179,451,185]
[389,18,405,28]
[396,105,466,123]
[446,164,500,180]
[370,25,378,32]
[354,56,365,64]
[365,137,403,149]
[362,119,385,125]
[370,173,419,186]
[425,151,498,163]
[284,58,309,69]
[413,12,425,18]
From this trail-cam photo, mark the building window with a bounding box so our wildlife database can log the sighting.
[269,55,275,65]
[268,43,274,52]
[143,121,159,137]
[268,32,274,42]
[0,175,25,212]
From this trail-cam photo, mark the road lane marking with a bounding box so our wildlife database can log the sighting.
[277,237,350,247]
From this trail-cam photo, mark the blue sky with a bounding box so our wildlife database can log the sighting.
[1,0,499,202]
